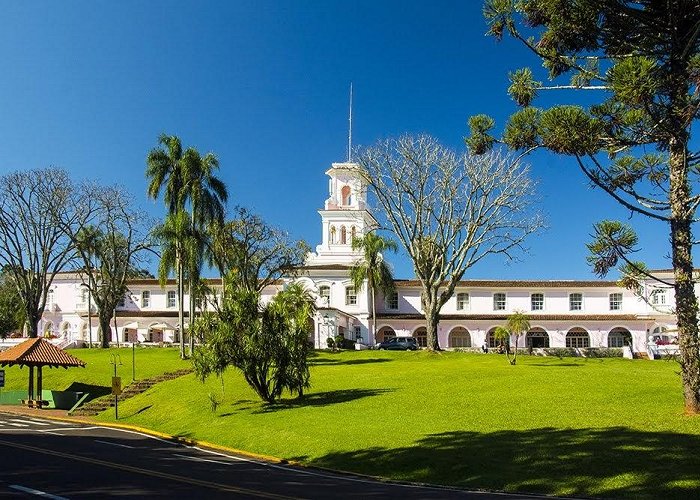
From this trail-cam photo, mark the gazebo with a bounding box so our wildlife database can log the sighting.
[0,338,86,407]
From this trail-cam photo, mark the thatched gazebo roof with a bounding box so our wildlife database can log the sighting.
[0,338,86,368]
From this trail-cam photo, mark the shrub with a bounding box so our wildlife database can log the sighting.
[584,348,623,358]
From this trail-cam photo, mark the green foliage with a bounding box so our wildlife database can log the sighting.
[495,311,531,365]
[466,115,496,155]
[608,57,660,106]
[586,220,639,278]
[0,269,24,338]
[503,106,541,150]
[193,283,315,403]
[538,105,602,155]
[508,67,540,106]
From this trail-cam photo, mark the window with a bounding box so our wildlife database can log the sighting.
[351,226,357,242]
[449,327,471,348]
[329,226,337,244]
[47,289,54,308]
[167,291,177,308]
[456,293,469,311]
[80,288,88,304]
[566,328,590,348]
[319,285,330,304]
[141,291,150,308]
[340,226,347,244]
[413,327,427,348]
[531,293,544,311]
[341,185,352,205]
[345,286,357,306]
[609,293,622,311]
[569,293,583,311]
[386,291,399,310]
[493,293,506,311]
[651,289,667,305]
[608,328,631,348]
[354,326,362,340]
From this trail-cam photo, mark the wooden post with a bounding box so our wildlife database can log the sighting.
[28,365,34,401]
[37,366,43,407]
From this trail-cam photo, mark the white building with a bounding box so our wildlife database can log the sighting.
[39,160,680,355]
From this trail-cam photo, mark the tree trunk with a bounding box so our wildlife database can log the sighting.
[28,310,40,338]
[370,285,376,344]
[177,249,185,359]
[98,310,112,348]
[669,136,700,414]
[189,280,195,355]
[421,287,441,351]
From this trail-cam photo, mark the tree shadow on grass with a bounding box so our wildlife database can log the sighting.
[253,388,395,414]
[310,357,393,366]
[295,426,700,499]
[63,382,111,401]
[527,363,583,367]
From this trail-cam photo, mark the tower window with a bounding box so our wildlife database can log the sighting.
[330,226,337,244]
[341,185,352,205]
[340,226,347,244]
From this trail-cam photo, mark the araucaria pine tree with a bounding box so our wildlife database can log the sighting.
[467,1,700,412]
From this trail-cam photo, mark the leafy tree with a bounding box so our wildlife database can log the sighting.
[0,169,95,337]
[208,206,310,294]
[71,187,154,348]
[0,268,25,338]
[192,281,314,403]
[356,135,542,350]
[467,1,700,412]
[349,232,397,343]
[496,311,531,366]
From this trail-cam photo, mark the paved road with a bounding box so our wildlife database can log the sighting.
[0,412,542,499]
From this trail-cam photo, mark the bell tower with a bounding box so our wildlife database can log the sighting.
[307,161,377,265]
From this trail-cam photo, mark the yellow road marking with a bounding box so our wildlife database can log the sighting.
[0,438,300,500]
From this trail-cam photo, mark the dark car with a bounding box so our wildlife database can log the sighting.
[377,337,418,350]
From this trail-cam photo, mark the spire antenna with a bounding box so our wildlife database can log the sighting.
[347,82,353,162]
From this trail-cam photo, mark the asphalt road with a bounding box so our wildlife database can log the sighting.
[0,412,543,499]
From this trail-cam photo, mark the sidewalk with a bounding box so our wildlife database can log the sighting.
[0,404,74,419]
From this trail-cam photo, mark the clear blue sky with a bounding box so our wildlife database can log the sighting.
[0,1,678,279]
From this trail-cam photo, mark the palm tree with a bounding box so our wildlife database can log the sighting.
[180,148,228,355]
[146,134,186,214]
[350,232,398,344]
[495,311,531,365]
[152,211,194,359]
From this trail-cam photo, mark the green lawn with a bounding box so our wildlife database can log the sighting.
[2,346,189,396]
[83,349,699,499]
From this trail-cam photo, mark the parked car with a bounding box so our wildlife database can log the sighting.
[376,337,418,350]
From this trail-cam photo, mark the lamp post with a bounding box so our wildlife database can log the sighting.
[109,354,122,420]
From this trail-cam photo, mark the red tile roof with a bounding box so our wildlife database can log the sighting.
[0,338,86,368]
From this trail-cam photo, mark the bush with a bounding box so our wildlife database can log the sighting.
[584,348,623,358]
[543,347,579,358]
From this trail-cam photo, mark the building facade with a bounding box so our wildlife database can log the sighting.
[39,160,679,354]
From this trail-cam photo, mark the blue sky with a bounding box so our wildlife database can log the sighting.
[0,1,677,279]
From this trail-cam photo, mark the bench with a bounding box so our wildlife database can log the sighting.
[20,399,49,408]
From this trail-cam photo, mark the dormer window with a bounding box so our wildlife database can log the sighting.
[341,185,352,205]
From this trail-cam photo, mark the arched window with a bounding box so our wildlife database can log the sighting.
[340,226,347,244]
[566,328,590,348]
[608,327,632,348]
[449,327,471,348]
[43,321,54,336]
[377,326,396,343]
[329,226,337,244]
[341,185,352,205]
[351,226,357,243]
[413,327,427,348]
[526,328,550,348]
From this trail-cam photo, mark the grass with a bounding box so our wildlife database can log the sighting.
[81,349,700,499]
[2,346,189,397]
